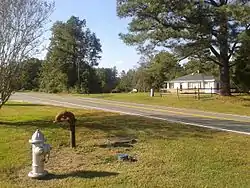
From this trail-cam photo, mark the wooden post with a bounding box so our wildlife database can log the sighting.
[198,88,200,100]
[70,123,76,148]
[54,111,77,148]
[194,87,197,99]
[177,87,179,99]
[211,87,213,97]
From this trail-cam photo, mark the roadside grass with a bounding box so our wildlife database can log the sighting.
[74,92,250,116]
[0,103,249,188]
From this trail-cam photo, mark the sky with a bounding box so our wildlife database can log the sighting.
[41,0,140,72]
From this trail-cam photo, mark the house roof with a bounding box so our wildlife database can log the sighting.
[168,73,215,83]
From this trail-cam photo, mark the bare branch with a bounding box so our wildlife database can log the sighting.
[246,24,250,30]
[209,45,221,60]
[211,29,219,38]
[0,0,54,108]
[228,41,238,60]
[208,0,219,6]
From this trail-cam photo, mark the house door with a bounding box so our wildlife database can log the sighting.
[180,83,182,91]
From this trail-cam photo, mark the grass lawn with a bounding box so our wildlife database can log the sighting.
[74,92,250,116]
[0,103,250,188]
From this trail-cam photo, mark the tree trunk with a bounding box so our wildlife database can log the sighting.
[219,63,231,96]
[219,12,231,96]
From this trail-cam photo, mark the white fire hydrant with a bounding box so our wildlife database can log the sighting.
[28,129,51,179]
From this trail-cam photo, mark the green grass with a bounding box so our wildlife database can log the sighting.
[74,92,250,116]
[0,103,250,188]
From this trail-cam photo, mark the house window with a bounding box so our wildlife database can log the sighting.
[188,82,201,89]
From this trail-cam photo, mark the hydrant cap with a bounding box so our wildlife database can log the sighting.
[29,129,46,144]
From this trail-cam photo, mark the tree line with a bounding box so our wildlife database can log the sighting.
[17,49,220,93]
[16,9,250,94]
[15,14,220,94]
[116,42,250,93]
[13,16,117,94]
[1,0,250,108]
[19,39,250,94]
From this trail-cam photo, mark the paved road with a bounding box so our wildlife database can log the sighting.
[10,92,250,135]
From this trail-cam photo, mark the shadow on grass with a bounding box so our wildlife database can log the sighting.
[5,103,45,107]
[41,170,119,180]
[242,98,250,102]
[97,143,134,148]
[0,111,221,139]
[0,120,59,129]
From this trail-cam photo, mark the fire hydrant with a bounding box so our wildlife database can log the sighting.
[28,129,51,179]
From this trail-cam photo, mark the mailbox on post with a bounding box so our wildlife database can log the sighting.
[54,111,77,148]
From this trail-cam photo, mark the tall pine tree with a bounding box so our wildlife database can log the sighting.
[116,0,250,96]
[40,16,102,93]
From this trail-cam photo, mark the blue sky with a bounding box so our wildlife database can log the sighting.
[41,0,140,72]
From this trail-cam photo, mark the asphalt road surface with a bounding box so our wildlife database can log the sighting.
[10,92,250,135]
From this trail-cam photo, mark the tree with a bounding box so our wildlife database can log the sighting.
[19,58,43,90]
[133,56,152,92]
[116,52,185,92]
[96,67,119,93]
[233,29,250,92]
[78,65,102,94]
[134,66,151,92]
[117,0,250,96]
[146,51,183,89]
[116,69,136,92]
[0,0,54,108]
[183,59,219,77]
[39,59,68,93]
[87,68,102,94]
[39,16,102,93]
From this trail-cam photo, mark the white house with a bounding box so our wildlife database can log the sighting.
[164,73,220,93]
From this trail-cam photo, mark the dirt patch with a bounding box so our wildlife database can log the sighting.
[10,148,86,185]
[9,147,120,187]
[46,148,87,171]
